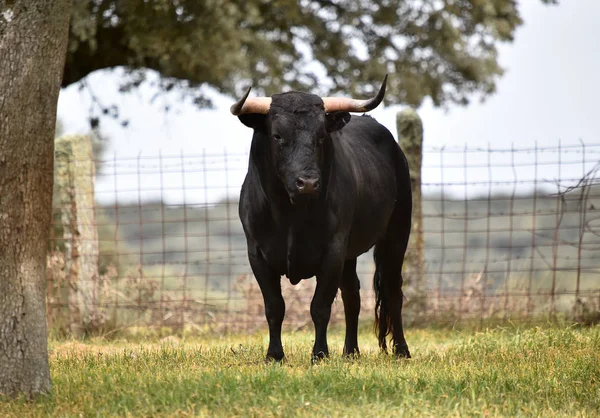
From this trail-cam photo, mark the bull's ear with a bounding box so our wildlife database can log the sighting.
[325,111,351,132]
[238,114,267,131]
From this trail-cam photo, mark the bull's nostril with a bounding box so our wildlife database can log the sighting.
[295,176,320,194]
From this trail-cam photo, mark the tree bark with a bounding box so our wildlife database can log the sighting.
[0,0,72,397]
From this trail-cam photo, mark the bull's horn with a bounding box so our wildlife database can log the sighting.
[230,87,272,115]
[322,74,388,113]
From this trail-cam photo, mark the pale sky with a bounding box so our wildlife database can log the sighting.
[57,0,600,205]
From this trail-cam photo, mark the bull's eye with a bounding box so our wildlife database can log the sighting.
[272,134,283,143]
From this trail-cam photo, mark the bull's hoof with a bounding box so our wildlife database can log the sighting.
[394,347,411,359]
[266,352,285,363]
[343,348,360,359]
[265,356,284,364]
[311,350,328,364]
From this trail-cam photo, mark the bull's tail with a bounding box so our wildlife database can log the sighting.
[373,246,392,352]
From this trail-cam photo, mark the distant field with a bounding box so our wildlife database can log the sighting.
[71,189,600,327]
[92,189,600,291]
[2,325,599,417]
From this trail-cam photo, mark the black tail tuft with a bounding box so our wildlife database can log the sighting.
[373,252,393,352]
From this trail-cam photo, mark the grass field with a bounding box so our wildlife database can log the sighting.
[1,324,599,417]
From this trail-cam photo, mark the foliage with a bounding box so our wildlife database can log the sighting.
[1,325,598,416]
[65,0,558,113]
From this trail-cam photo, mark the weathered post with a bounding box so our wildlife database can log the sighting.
[54,135,101,335]
[397,109,425,298]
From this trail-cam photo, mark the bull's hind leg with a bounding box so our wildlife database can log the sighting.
[247,244,285,361]
[373,204,412,358]
[340,258,361,356]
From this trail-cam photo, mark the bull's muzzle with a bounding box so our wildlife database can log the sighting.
[295,176,320,195]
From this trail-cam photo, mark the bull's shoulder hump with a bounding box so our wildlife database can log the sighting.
[336,115,396,145]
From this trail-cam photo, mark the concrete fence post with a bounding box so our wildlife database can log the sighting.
[397,109,425,297]
[54,135,101,334]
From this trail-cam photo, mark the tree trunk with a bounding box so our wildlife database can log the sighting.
[397,109,425,289]
[0,0,72,397]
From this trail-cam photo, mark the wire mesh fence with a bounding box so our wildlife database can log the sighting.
[47,139,600,335]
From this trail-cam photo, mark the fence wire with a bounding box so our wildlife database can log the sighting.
[47,141,600,334]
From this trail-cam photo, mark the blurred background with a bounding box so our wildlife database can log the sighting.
[49,0,600,336]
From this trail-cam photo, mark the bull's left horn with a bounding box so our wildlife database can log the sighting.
[230,87,272,115]
[322,74,388,113]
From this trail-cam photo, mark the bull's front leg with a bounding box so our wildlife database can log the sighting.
[247,243,285,361]
[311,242,345,361]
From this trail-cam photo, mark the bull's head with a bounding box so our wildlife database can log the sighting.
[231,76,387,203]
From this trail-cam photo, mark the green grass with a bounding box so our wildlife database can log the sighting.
[1,325,599,417]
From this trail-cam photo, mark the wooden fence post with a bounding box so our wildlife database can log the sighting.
[397,109,425,299]
[54,135,101,335]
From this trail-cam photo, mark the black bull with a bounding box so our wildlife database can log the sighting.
[232,76,412,361]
